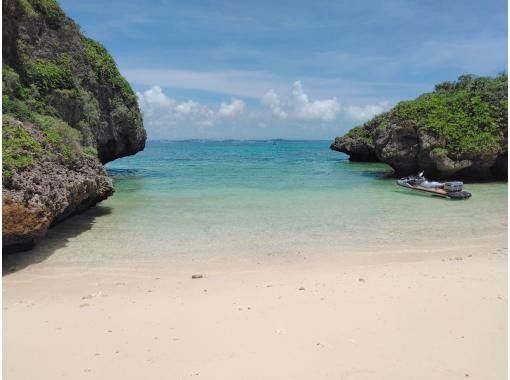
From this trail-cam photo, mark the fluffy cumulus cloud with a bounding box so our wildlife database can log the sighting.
[291,81,340,121]
[137,82,390,139]
[260,81,386,123]
[136,86,247,134]
[261,89,287,119]
[137,85,175,109]
[261,81,340,122]
[218,98,246,118]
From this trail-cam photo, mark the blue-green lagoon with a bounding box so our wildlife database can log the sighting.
[15,140,508,265]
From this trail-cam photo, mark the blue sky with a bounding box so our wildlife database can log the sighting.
[60,0,507,140]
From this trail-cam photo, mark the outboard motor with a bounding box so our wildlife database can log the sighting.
[444,181,463,192]
[444,181,471,199]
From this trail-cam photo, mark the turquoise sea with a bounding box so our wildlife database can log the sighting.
[12,140,508,265]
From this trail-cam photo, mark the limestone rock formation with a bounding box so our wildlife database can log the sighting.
[2,0,146,251]
[331,74,508,180]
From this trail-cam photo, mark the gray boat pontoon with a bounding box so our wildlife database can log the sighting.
[397,172,472,200]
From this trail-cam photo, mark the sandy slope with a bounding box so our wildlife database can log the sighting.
[3,242,507,380]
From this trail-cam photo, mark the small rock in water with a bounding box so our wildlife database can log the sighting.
[192,274,204,279]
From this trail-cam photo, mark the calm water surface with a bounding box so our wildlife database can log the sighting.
[13,140,508,265]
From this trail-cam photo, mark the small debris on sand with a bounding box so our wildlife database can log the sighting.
[79,303,91,308]
[298,287,305,291]
[358,278,366,282]
[192,274,203,279]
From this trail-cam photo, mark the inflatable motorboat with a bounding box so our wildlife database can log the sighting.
[397,172,471,200]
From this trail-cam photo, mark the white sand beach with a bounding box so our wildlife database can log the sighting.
[3,237,507,380]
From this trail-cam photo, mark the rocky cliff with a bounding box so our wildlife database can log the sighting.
[331,74,508,180]
[2,0,147,251]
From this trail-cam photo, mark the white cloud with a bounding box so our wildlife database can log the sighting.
[261,89,287,119]
[218,98,246,118]
[136,86,217,135]
[137,85,174,109]
[260,81,341,122]
[343,102,390,122]
[136,87,251,138]
[291,80,340,121]
[137,82,391,139]
[175,100,215,121]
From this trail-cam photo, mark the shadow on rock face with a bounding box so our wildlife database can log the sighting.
[3,205,112,276]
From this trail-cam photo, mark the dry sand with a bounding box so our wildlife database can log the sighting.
[3,242,508,380]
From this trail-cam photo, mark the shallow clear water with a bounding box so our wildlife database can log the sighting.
[14,140,508,265]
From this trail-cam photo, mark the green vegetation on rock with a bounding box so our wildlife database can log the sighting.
[2,0,144,252]
[19,0,64,25]
[344,74,507,158]
[2,0,145,179]
[31,114,82,161]
[2,117,41,178]
[346,126,373,144]
[84,37,135,100]
[334,73,507,179]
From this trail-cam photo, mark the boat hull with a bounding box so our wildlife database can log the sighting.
[396,180,471,200]
[396,181,448,198]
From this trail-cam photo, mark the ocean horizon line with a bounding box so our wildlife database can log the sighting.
[146,138,332,143]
